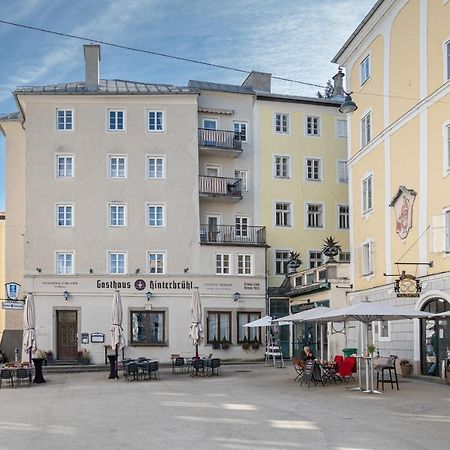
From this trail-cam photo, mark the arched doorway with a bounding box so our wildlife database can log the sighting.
[420,297,450,377]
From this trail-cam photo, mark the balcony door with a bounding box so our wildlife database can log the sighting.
[203,118,218,146]
[207,214,221,242]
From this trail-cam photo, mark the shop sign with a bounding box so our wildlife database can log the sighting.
[2,301,24,310]
[390,186,416,240]
[394,273,421,298]
[91,333,105,343]
[5,282,21,300]
[81,333,89,344]
[96,279,194,291]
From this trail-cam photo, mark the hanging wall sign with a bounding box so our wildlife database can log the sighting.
[390,186,417,240]
[394,273,421,298]
[5,282,21,300]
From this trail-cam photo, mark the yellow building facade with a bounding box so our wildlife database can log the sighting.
[334,0,450,376]
[0,212,5,345]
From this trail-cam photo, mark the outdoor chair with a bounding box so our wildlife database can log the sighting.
[139,361,151,380]
[148,361,159,380]
[0,369,14,388]
[343,357,357,381]
[376,355,399,391]
[336,359,353,383]
[292,357,304,382]
[191,358,205,377]
[172,357,185,374]
[207,358,221,376]
[125,362,139,382]
[15,368,31,387]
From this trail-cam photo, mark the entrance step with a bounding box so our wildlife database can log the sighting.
[53,360,78,365]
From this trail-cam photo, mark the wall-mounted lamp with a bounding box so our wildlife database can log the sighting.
[89,268,94,274]
[339,91,358,114]
[233,292,241,302]
[184,268,189,273]
[36,268,42,273]
[135,268,140,274]
[63,290,70,302]
[146,291,153,302]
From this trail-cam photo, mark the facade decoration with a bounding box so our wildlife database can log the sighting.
[390,186,417,240]
[394,272,421,298]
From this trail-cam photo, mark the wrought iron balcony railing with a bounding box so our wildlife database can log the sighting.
[198,128,243,151]
[200,224,266,245]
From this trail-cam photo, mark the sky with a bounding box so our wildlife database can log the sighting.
[0,0,376,211]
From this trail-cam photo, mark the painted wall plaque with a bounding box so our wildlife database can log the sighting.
[390,186,417,240]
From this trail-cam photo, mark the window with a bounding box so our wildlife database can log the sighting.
[237,312,261,343]
[305,115,321,136]
[148,157,165,179]
[275,202,292,227]
[130,311,165,344]
[374,320,390,341]
[207,312,231,342]
[109,156,126,178]
[57,252,73,274]
[339,251,351,263]
[446,124,450,171]
[148,205,165,227]
[109,204,126,227]
[57,204,73,227]
[446,40,450,81]
[338,205,350,230]
[234,170,248,191]
[109,252,126,274]
[306,203,324,228]
[148,252,165,274]
[56,155,73,178]
[360,55,370,85]
[235,216,249,238]
[274,113,289,133]
[108,109,125,131]
[274,156,290,178]
[336,118,347,138]
[234,121,247,142]
[56,109,73,130]
[275,250,290,275]
[308,251,323,269]
[337,160,348,183]
[362,175,373,214]
[237,254,253,275]
[206,165,220,177]
[361,112,372,147]
[148,110,164,132]
[362,241,374,275]
[305,158,322,181]
[216,254,231,275]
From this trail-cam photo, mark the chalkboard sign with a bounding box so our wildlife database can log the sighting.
[300,360,324,388]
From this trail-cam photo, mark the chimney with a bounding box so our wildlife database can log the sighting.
[242,71,271,92]
[83,44,101,91]
[332,67,345,98]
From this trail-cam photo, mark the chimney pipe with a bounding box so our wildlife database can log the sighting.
[332,67,345,98]
[84,44,101,92]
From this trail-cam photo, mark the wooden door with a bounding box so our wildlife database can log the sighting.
[57,310,78,360]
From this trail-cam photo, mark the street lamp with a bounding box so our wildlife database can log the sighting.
[233,292,241,302]
[339,91,358,114]
[146,291,153,302]
[63,291,70,302]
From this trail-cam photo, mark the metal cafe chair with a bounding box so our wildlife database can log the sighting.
[207,358,221,376]
[148,361,159,380]
[0,369,14,388]
[15,368,31,388]
[172,357,186,374]
[125,362,139,382]
[376,355,399,391]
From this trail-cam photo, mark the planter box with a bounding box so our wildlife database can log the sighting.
[78,359,90,365]
[400,364,412,377]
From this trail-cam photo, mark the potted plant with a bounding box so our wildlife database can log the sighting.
[46,350,54,365]
[322,236,342,262]
[242,336,249,350]
[287,251,302,274]
[251,338,260,350]
[367,345,376,357]
[34,349,46,359]
[211,337,220,350]
[221,338,230,350]
[399,359,412,377]
[77,349,91,365]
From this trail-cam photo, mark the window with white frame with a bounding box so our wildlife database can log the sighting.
[361,112,372,147]
[109,156,126,178]
[339,251,351,263]
[148,156,165,179]
[274,113,289,133]
[216,254,231,275]
[360,55,370,85]
[446,40,450,81]
[305,115,321,136]
[361,241,374,275]
[235,216,249,238]
[109,252,126,274]
[338,205,350,229]
[306,203,324,228]
[56,109,73,131]
[274,156,290,178]
[148,110,164,132]
[275,202,292,227]
[305,158,322,181]
[362,175,373,214]
[275,250,290,275]
[148,205,164,227]
[308,251,323,269]
[445,210,450,253]
[234,170,248,191]
[148,252,165,274]
[109,204,126,227]
[56,155,73,178]
[57,252,73,274]
[337,160,348,183]
[336,118,347,138]
[233,121,247,142]
[57,204,73,227]
[237,254,252,275]
[108,109,125,131]
[374,320,390,341]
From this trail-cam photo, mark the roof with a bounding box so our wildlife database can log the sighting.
[256,92,341,107]
[0,111,22,121]
[332,0,384,64]
[188,80,254,95]
[14,79,195,96]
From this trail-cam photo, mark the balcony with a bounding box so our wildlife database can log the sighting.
[200,225,266,246]
[198,128,243,157]
[199,176,242,202]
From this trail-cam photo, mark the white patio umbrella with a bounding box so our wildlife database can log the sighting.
[189,287,204,358]
[433,311,450,317]
[243,315,290,327]
[23,293,37,368]
[110,290,125,379]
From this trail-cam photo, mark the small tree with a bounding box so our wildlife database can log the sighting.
[316,80,334,99]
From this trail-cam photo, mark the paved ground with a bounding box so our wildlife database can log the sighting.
[0,364,449,450]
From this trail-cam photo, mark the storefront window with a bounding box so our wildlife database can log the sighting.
[130,311,165,344]
[237,312,261,342]
[207,312,231,343]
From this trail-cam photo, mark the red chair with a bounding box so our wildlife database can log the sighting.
[344,356,357,380]
[336,359,353,383]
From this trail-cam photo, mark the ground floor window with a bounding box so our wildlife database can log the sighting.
[237,312,261,343]
[130,311,165,344]
[207,312,231,343]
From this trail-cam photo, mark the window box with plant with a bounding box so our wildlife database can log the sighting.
[77,349,91,365]
[252,338,260,350]
[399,359,412,377]
[45,350,54,365]
[242,336,249,350]
[211,337,220,350]
[221,338,230,350]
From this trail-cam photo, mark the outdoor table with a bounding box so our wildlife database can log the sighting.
[362,355,381,394]
[107,354,118,379]
[319,362,338,383]
[32,358,46,384]
[349,355,364,392]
